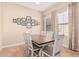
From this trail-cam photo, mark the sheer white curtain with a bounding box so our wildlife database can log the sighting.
[69,2,78,50]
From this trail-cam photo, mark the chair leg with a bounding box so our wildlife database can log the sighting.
[39,50,42,57]
[41,52,44,57]
[40,51,44,57]
[30,50,33,57]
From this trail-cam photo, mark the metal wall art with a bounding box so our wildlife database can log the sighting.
[13,16,40,28]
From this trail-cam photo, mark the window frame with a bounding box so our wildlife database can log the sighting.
[56,8,69,35]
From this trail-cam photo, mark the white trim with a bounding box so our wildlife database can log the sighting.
[1,42,25,49]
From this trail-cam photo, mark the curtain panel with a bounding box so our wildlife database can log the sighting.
[69,2,78,51]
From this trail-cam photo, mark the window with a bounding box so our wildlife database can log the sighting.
[57,8,69,40]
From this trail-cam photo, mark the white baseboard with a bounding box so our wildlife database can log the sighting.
[1,42,25,49]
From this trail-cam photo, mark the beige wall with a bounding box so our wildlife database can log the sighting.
[1,3,42,47]
[77,3,79,51]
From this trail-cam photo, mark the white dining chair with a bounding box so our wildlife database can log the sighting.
[41,31,47,37]
[23,33,41,57]
[41,35,64,57]
[46,31,54,40]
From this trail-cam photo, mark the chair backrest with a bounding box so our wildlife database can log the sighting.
[23,33,33,50]
[52,35,64,56]
[46,31,54,41]
[41,31,46,36]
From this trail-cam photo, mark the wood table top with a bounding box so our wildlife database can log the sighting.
[32,35,54,47]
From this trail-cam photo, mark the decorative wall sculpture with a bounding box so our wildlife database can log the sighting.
[13,16,40,28]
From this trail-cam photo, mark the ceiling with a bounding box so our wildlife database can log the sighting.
[15,2,57,11]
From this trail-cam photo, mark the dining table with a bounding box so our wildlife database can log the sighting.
[31,34,55,56]
[32,35,55,47]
